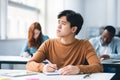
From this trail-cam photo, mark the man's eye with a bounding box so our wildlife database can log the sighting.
[62,23,66,25]
[58,21,60,24]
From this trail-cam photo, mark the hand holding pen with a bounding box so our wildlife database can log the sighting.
[43,60,57,72]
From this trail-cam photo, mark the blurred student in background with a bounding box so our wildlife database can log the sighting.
[89,25,120,60]
[21,22,49,57]
[89,25,120,73]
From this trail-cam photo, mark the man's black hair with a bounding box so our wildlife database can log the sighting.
[104,25,116,36]
[58,10,84,35]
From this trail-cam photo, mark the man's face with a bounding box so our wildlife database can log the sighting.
[56,16,76,37]
[101,30,113,46]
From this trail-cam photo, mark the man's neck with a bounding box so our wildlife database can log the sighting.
[60,36,76,44]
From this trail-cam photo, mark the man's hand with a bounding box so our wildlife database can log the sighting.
[100,55,110,60]
[60,65,80,75]
[43,64,57,72]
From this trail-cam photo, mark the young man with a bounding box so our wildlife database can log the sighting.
[89,26,120,60]
[89,26,120,73]
[26,10,103,75]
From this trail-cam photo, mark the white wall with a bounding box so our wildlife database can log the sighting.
[45,0,64,38]
[0,0,8,39]
[84,0,106,27]
[117,0,120,27]
[106,0,117,26]
[80,0,119,39]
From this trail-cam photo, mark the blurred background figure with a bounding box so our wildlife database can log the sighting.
[89,25,120,73]
[89,25,120,60]
[21,22,49,57]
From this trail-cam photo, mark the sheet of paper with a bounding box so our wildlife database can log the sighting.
[0,71,38,77]
[43,69,60,75]
[42,73,115,80]
[87,73,115,80]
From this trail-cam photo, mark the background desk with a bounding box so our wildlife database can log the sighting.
[0,70,115,80]
[102,59,120,73]
[0,56,30,69]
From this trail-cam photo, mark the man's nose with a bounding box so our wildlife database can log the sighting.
[57,24,61,28]
[103,38,108,43]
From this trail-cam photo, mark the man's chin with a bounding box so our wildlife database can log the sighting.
[56,33,62,36]
[102,43,108,46]
[56,34,61,37]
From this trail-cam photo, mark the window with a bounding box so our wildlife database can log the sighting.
[7,0,40,39]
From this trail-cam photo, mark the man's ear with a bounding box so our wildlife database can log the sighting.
[72,26,78,34]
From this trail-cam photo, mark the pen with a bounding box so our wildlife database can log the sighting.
[83,73,91,78]
[46,60,52,64]
[46,60,57,70]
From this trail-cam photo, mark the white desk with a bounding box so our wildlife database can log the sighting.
[0,56,30,69]
[0,70,115,80]
[102,59,120,64]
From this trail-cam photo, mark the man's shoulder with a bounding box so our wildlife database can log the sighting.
[78,39,88,42]
[89,36,100,42]
[77,39,91,45]
[112,37,120,42]
[88,36,101,46]
[113,36,120,40]
[45,38,58,43]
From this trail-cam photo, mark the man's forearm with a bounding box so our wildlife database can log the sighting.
[26,61,45,72]
[77,64,103,74]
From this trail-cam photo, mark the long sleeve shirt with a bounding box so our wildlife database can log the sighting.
[26,38,103,73]
[89,36,120,58]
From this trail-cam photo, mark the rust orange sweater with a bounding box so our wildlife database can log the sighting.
[26,38,103,73]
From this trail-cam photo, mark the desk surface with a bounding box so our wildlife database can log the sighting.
[101,59,120,67]
[0,56,30,69]
[0,56,30,63]
[102,59,120,64]
[0,70,115,80]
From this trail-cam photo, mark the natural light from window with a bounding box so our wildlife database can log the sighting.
[7,0,40,39]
